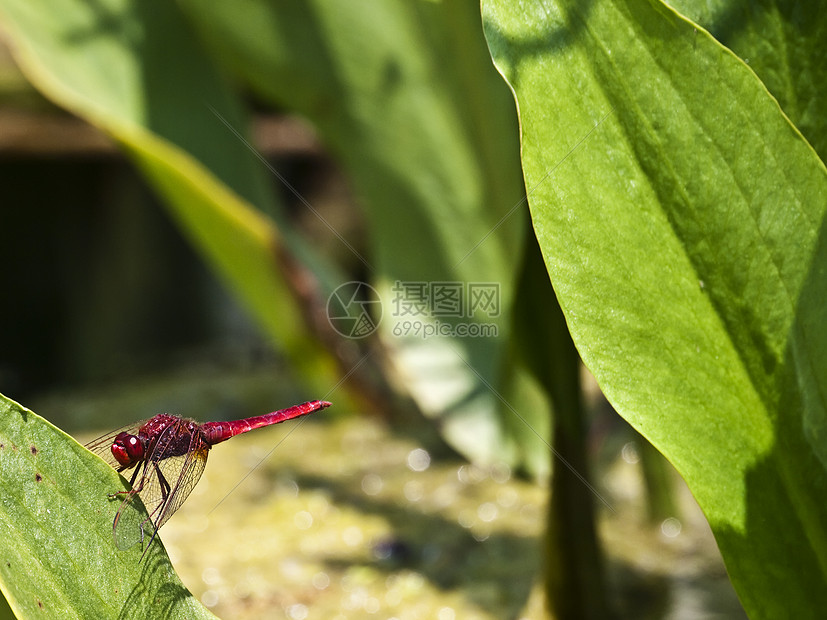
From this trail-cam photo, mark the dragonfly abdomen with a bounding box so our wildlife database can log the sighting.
[201,400,331,445]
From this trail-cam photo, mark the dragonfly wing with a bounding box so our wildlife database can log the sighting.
[112,485,153,551]
[111,457,163,551]
[152,443,209,531]
[146,423,210,532]
[112,452,204,551]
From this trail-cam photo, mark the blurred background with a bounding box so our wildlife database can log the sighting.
[0,68,346,425]
[0,3,747,619]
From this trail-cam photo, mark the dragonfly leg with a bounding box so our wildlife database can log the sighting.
[129,464,143,487]
[108,458,152,500]
[154,462,172,499]
[108,459,149,500]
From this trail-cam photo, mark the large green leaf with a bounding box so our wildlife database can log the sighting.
[178,0,549,471]
[668,0,827,160]
[484,0,827,616]
[0,0,339,393]
[0,393,215,619]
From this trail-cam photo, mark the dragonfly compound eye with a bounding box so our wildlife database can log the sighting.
[111,432,144,468]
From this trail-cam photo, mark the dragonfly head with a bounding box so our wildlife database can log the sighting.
[111,432,144,469]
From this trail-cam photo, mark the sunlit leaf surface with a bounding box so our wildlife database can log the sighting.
[483,0,827,615]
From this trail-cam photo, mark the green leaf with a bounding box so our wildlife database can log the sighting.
[179,0,548,471]
[667,0,827,160]
[0,0,340,393]
[483,0,827,615]
[0,393,215,619]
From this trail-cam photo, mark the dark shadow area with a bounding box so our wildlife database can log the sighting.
[693,140,827,615]
[482,0,596,92]
[0,157,221,401]
[667,0,827,159]
[117,551,196,620]
[0,134,357,433]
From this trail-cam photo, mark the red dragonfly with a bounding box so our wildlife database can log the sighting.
[87,400,330,555]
